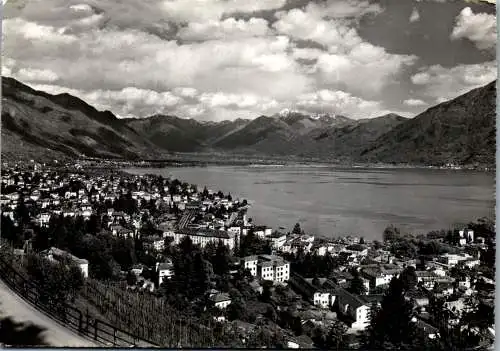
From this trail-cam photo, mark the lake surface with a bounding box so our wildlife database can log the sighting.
[124,165,495,241]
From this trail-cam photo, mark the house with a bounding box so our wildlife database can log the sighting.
[257,255,290,283]
[43,247,89,278]
[131,264,144,276]
[335,288,371,330]
[269,232,287,250]
[241,256,258,276]
[286,335,315,349]
[169,228,237,251]
[344,244,368,257]
[253,226,272,239]
[313,291,334,309]
[412,318,439,339]
[438,253,473,267]
[361,265,402,290]
[210,292,232,309]
[459,229,474,243]
[157,261,174,286]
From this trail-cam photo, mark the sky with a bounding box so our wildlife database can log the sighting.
[2,0,497,121]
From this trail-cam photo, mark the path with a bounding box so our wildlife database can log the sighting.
[0,279,99,347]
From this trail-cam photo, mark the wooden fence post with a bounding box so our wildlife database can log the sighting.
[94,319,98,341]
[78,310,83,333]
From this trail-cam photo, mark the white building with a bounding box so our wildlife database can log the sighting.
[439,253,473,267]
[269,232,287,250]
[253,226,273,239]
[157,261,174,286]
[256,255,290,283]
[168,228,237,251]
[336,288,371,330]
[313,292,335,309]
[241,256,258,276]
[210,292,232,309]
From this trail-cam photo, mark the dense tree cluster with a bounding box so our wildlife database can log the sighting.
[282,249,339,279]
[26,253,84,313]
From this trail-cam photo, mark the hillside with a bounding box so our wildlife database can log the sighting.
[1,76,496,167]
[360,81,496,166]
[1,77,160,161]
[124,115,248,152]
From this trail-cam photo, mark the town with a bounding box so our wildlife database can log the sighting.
[0,160,496,349]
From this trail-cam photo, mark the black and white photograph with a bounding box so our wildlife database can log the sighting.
[0,0,496,349]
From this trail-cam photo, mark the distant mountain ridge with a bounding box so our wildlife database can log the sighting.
[1,76,496,167]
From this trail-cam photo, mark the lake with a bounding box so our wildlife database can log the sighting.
[124,165,495,241]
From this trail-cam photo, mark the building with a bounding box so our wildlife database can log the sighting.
[241,255,290,283]
[257,254,290,283]
[361,265,402,290]
[43,247,89,278]
[335,288,371,330]
[157,261,174,286]
[210,292,232,309]
[438,253,473,267]
[269,232,287,250]
[169,228,237,251]
[241,256,258,276]
[253,226,273,239]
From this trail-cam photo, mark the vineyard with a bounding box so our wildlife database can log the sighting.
[79,277,233,347]
[0,240,238,347]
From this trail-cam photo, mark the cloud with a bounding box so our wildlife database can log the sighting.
[411,60,497,100]
[28,83,184,117]
[409,8,420,22]
[305,0,382,19]
[403,98,427,106]
[295,90,385,119]
[16,68,60,82]
[451,7,496,50]
[273,6,416,95]
[177,17,271,41]
[4,0,488,122]
[315,45,416,95]
[160,0,287,22]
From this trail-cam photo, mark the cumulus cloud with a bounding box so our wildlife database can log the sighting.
[451,7,496,50]
[177,17,271,41]
[2,0,490,122]
[16,68,59,82]
[411,61,497,100]
[161,0,287,22]
[409,8,420,22]
[403,98,427,106]
[295,89,383,118]
[305,0,382,20]
[315,45,416,95]
[273,7,416,95]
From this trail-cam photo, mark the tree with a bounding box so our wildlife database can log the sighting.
[348,272,367,295]
[265,305,278,323]
[292,223,302,235]
[365,276,416,349]
[399,266,418,292]
[227,298,246,321]
[383,225,401,243]
[212,241,231,276]
[324,320,348,350]
[26,254,84,310]
[126,271,137,286]
[359,237,365,245]
[261,281,273,303]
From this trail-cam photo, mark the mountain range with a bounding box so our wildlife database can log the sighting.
[1,76,496,167]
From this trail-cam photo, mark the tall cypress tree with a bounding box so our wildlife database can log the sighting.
[364,277,415,350]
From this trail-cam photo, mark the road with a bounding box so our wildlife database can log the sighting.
[0,279,98,347]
